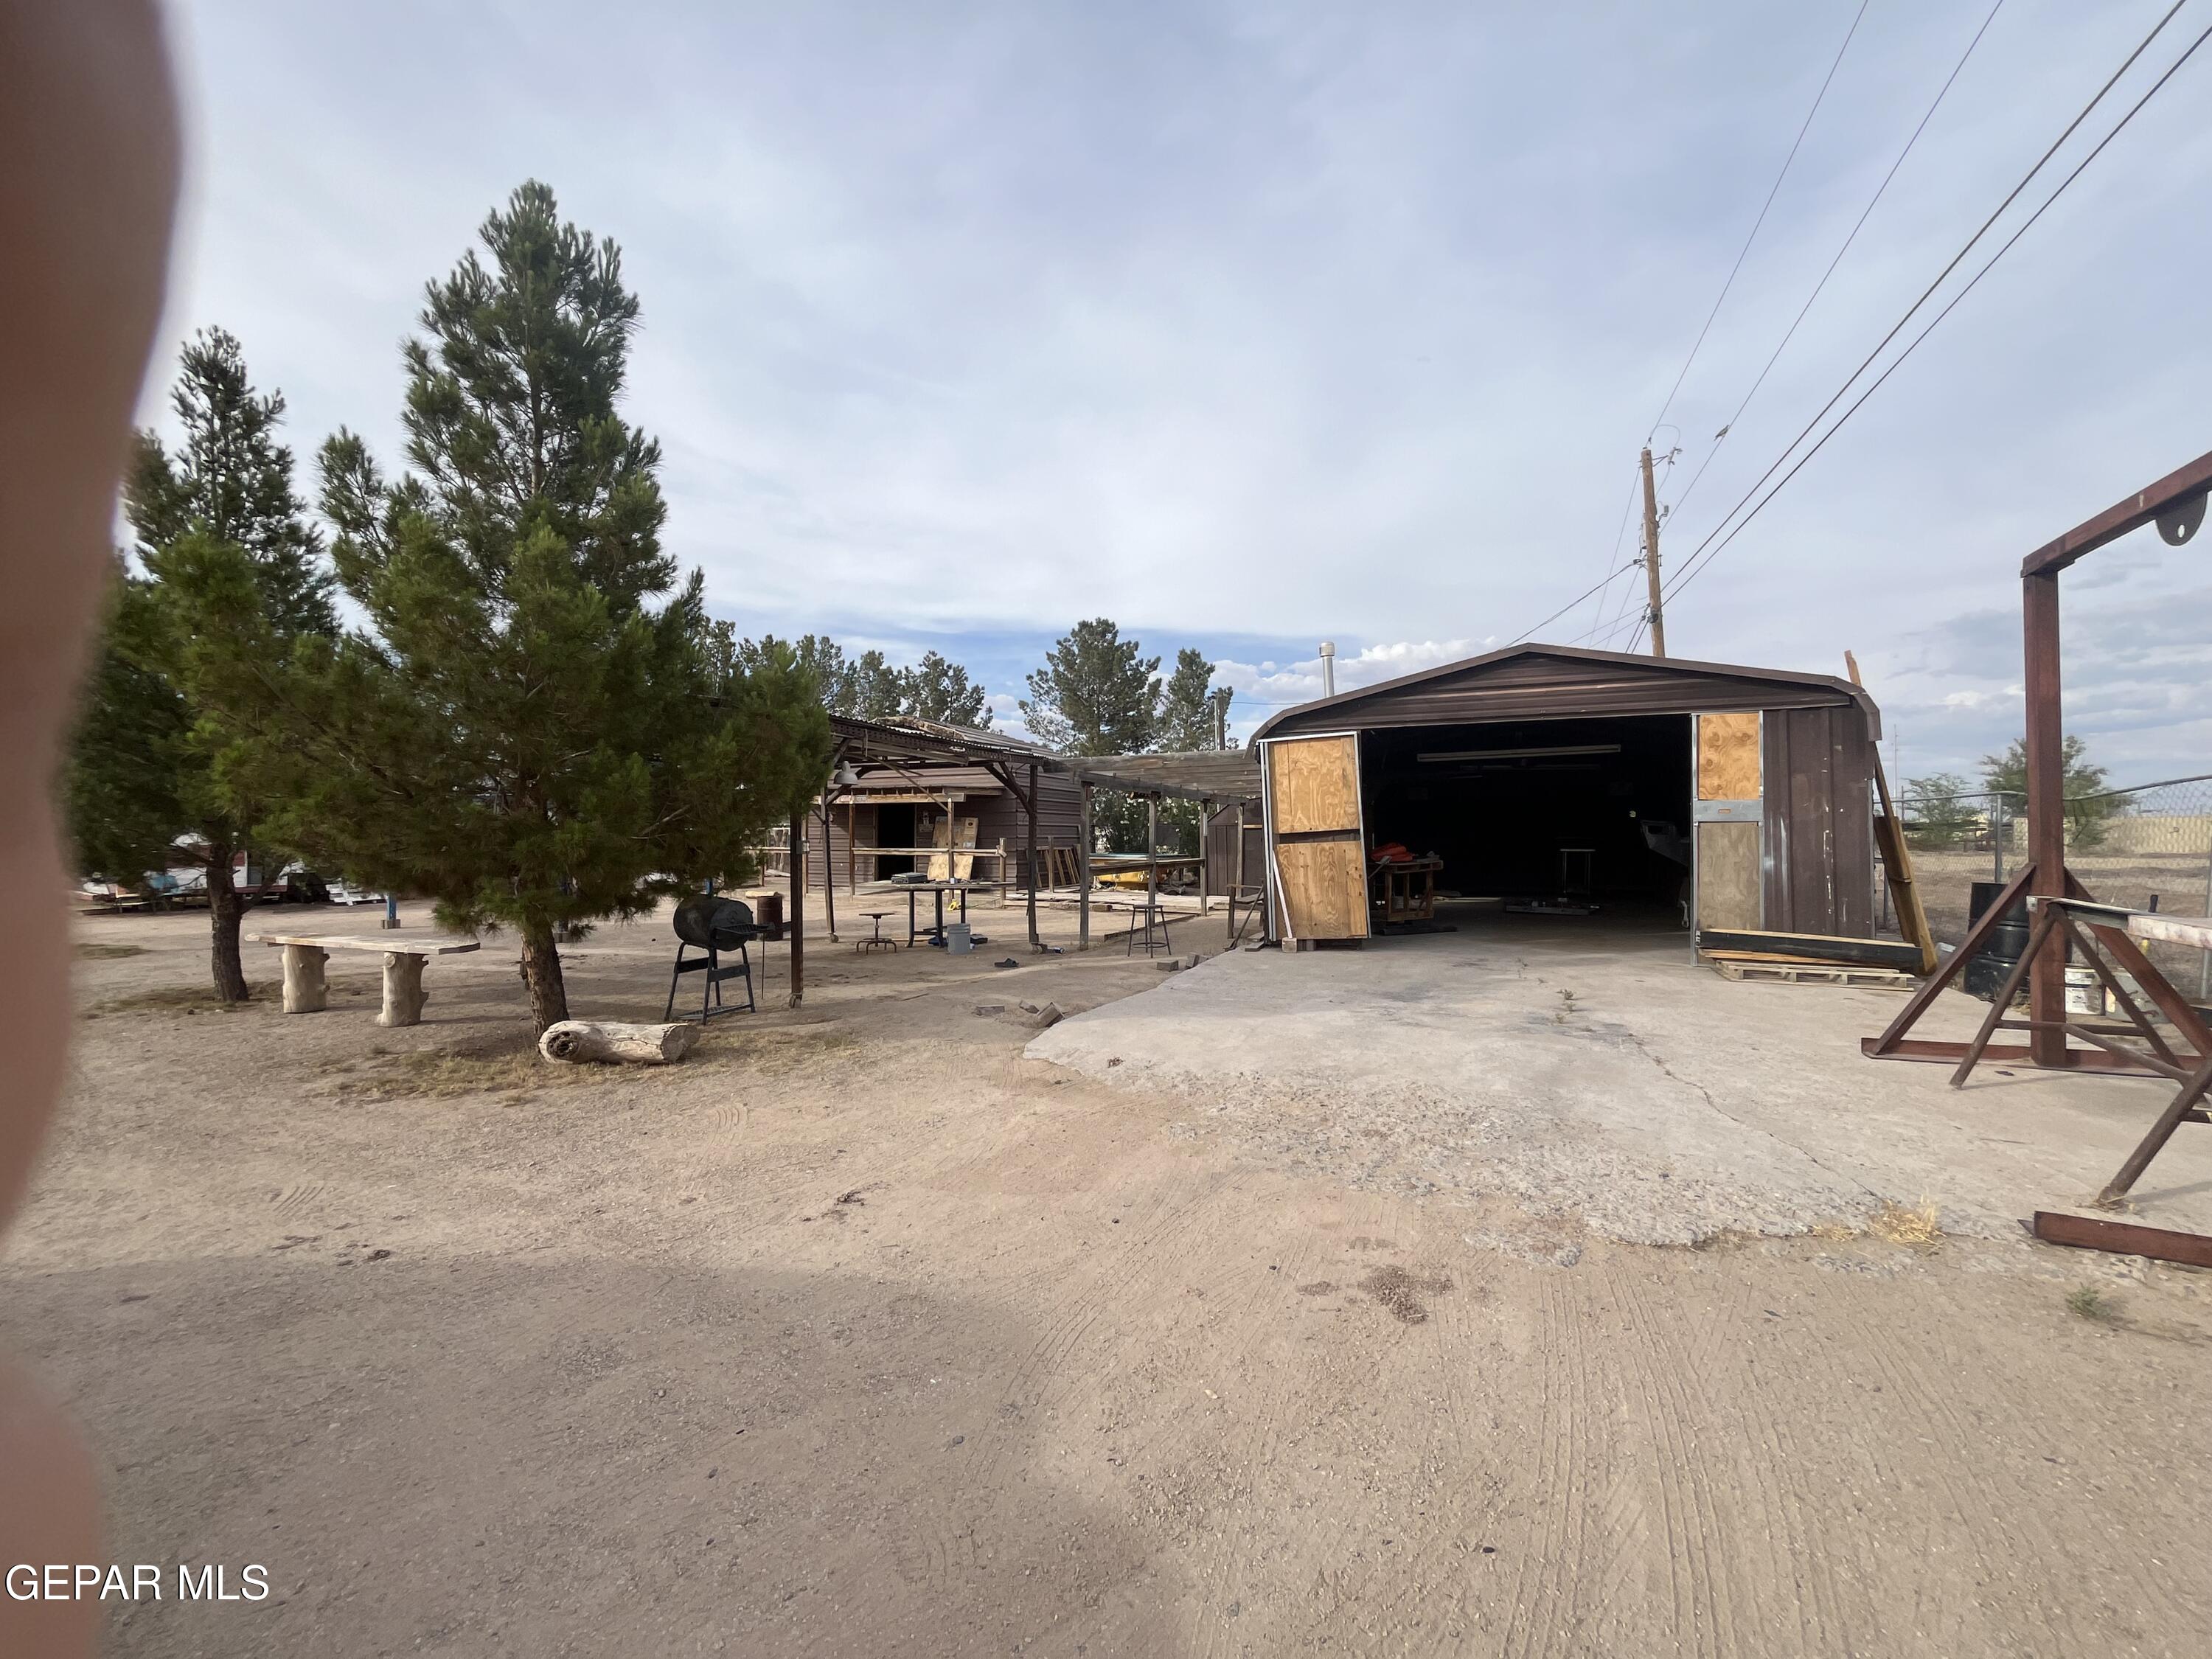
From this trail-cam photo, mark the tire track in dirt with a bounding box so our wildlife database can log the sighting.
[1615,1267,1836,1657]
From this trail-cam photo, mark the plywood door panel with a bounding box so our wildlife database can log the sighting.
[1697,820,1761,933]
[1265,734,1368,939]
[1276,840,1368,939]
[1697,712,1761,800]
[1269,736,1363,833]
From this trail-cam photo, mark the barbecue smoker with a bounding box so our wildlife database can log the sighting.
[664,896,762,1023]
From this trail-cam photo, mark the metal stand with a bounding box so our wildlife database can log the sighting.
[664,939,756,1023]
[1867,447,2212,1071]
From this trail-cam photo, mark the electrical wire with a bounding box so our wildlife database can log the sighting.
[1663,0,2196,592]
[1668,0,2008,526]
[1506,560,1646,647]
[1646,0,1872,443]
[1666,10,2212,599]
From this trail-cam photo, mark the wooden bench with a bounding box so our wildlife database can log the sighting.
[252,932,481,1027]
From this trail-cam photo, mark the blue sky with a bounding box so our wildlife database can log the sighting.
[153,0,2211,782]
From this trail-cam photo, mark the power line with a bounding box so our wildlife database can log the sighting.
[1666,10,2212,600]
[1506,560,1646,647]
[1663,0,2195,591]
[1646,0,1871,443]
[1668,0,2008,526]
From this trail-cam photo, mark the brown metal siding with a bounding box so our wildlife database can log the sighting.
[1761,706,1875,936]
[802,771,1085,888]
[1265,655,1857,737]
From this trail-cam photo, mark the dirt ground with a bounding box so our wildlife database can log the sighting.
[8,897,2212,1658]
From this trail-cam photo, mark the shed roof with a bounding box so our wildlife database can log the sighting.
[826,714,1253,802]
[1251,643,1881,742]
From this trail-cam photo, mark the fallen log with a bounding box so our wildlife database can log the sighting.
[538,1020,699,1065]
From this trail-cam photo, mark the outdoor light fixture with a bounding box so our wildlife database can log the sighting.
[831,760,860,788]
[1414,742,1623,763]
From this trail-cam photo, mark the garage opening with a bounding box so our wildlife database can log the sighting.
[1358,714,1693,917]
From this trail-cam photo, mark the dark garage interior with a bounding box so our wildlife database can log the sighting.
[1358,714,1693,910]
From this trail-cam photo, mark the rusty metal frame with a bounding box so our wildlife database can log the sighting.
[1866,446,2212,1070]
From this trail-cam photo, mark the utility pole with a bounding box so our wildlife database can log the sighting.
[1639,445,1667,658]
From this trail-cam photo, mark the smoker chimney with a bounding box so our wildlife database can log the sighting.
[1318,640,1336,698]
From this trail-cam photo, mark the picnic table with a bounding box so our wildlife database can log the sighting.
[252,931,481,1027]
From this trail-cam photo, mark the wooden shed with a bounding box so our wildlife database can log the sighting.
[1248,644,1882,945]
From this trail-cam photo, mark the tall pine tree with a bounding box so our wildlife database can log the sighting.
[66,329,335,1000]
[200,183,827,1032]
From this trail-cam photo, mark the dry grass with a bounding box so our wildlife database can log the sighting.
[1868,1199,1944,1252]
[91,984,265,1017]
[332,1047,613,1103]
[74,942,150,961]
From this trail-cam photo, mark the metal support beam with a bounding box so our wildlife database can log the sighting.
[2023,570,2068,1067]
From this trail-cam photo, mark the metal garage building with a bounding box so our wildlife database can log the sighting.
[1249,644,1884,946]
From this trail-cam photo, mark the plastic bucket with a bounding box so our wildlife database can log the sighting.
[945,922,973,955]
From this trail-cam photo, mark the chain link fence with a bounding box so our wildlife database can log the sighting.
[1894,774,2212,995]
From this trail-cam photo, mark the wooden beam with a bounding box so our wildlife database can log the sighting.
[2020,447,2212,577]
[1026,761,1040,950]
[818,799,838,942]
[787,812,804,1009]
[1077,786,1093,952]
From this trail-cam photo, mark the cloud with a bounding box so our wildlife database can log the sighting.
[152,0,2212,785]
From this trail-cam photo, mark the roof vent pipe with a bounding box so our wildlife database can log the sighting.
[1318,640,1336,698]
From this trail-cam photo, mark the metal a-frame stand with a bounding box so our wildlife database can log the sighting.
[1864,446,2212,1073]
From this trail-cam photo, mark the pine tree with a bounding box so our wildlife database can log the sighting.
[66,330,335,1001]
[901,650,988,726]
[1155,648,1225,751]
[1020,619,1159,755]
[204,182,829,1032]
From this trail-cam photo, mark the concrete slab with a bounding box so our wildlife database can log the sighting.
[1027,917,2212,1247]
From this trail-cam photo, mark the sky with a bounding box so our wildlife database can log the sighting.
[152,0,2212,784]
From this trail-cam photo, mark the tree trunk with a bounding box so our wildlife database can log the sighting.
[519,923,570,1034]
[206,838,249,1003]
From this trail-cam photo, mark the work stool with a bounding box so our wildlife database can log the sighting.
[1126,898,1171,956]
[855,912,897,954]
[665,896,760,1023]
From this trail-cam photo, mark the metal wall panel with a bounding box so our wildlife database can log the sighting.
[1761,705,1875,935]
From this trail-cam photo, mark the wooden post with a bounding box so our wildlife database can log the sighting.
[1199,804,1212,917]
[1146,797,1159,952]
[1640,444,1667,658]
[847,799,857,895]
[787,811,804,1009]
[1231,804,1245,944]
[1026,762,1040,950]
[2024,570,2067,1066]
[1078,785,1093,952]
[818,801,838,942]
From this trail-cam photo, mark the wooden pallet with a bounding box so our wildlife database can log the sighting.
[1710,958,1916,990]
